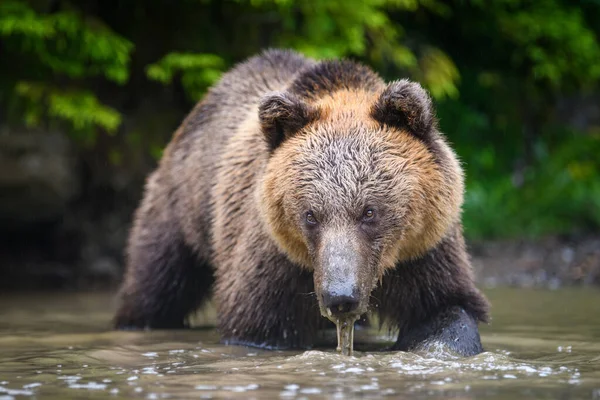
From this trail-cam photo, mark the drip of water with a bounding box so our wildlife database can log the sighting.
[335,316,358,356]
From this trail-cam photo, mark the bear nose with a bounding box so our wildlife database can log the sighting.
[322,292,360,316]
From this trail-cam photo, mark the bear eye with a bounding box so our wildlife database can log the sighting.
[305,211,318,226]
[362,208,375,222]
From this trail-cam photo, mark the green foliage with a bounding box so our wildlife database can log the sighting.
[234,0,460,98]
[15,82,121,137]
[0,1,54,37]
[1,0,600,239]
[495,1,600,87]
[463,132,600,239]
[0,1,132,82]
[0,0,131,138]
[415,47,460,99]
[146,53,225,101]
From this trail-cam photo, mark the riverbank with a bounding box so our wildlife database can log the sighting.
[471,235,600,288]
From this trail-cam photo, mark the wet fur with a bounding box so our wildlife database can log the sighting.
[114,49,489,356]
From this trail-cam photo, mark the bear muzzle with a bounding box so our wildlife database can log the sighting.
[315,231,370,321]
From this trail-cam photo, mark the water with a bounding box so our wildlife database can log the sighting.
[0,288,599,399]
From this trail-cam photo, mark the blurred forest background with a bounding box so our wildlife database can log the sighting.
[1,0,599,289]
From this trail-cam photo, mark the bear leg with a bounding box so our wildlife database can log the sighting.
[215,257,321,349]
[375,225,489,356]
[114,202,213,330]
[392,306,484,356]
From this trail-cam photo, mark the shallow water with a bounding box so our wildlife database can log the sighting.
[0,288,599,399]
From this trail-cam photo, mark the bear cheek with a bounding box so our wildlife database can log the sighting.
[259,162,315,267]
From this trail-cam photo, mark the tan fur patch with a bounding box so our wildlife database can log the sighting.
[260,87,464,272]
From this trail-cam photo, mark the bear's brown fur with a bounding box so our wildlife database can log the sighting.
[114,49,489,355]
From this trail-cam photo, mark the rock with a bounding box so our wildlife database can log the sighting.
[0,126,78,228]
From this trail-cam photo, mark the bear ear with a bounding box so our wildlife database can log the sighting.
[371,79,436,141]
[259,92,320,150]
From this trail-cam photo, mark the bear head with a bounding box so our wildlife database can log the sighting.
[257,60,464,323]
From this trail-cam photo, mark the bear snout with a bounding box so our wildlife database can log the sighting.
[315,230,371,320]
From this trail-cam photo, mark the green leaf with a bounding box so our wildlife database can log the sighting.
[14,81,122,136]
[146,52,225,99]
[0,1,133,83]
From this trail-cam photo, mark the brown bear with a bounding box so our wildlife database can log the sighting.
[114,49,490,356]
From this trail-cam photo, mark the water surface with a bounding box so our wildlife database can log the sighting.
[0,288,599,399]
